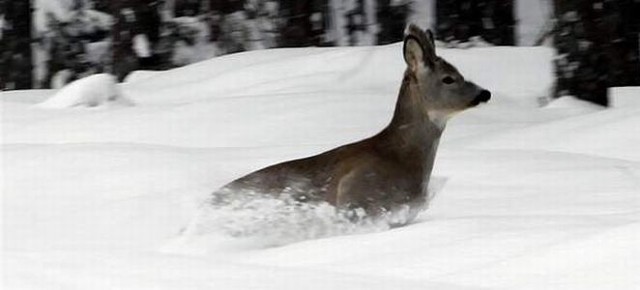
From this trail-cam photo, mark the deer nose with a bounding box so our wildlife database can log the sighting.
[476,90,491,103]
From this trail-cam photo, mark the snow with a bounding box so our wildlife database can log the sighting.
[609,86,640,108]
[37,73,132,109]
[3,44,640,290]
[0,14,4,40]
[123,70,165,83]
[33,0,113,34]
[516,0,553,46]
[51,69,74,89]
[133,34,152,58]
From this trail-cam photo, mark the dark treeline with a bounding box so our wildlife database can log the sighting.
[1,0,639,106]
[436,0,515,45]
[1,0,32,89]
[1,0,413,87]
[553,0,640,106]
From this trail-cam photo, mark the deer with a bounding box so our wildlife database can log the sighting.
[209,24,491,227]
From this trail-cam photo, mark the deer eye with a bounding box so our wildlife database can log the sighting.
[442,76,455,84]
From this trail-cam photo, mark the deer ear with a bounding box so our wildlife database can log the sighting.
[404,24,437,70]
[403,36,424,71]
[424,29,437,64]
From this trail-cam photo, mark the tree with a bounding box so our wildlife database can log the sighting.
[377,0,411,45]
[1,0,32,90]
[279,0,315,47]
[111,0,169,80]
[553,0,640,106]
[111,0,138,80]
[435,0,514,46]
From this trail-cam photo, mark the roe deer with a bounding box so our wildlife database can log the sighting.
[211,24,491,226]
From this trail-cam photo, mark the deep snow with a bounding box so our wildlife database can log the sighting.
[2,43,640,290]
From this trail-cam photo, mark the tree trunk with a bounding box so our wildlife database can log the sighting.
[112,0,136,80]
[1,0,32,90]
[112,0,167,80]
[279,0,315,47]
[376,0,410,45]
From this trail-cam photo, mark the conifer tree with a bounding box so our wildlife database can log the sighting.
[1,0,32,89]
[553,0,640,106]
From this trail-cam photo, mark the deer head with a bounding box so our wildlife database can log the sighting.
[403,24,491,126]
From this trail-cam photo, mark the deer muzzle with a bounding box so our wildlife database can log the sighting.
[470,89,491,106]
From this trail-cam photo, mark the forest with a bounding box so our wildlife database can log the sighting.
[1,0,639,105]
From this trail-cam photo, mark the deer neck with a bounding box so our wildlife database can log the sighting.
[376,73,444,179]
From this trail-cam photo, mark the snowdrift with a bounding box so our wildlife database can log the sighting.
[3,45,639,290]
[610,86,640,108]
[37,73,133,109]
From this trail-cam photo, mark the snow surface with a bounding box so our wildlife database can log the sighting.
[3,44,640,290]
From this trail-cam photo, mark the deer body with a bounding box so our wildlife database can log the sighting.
[212,25,490,226]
